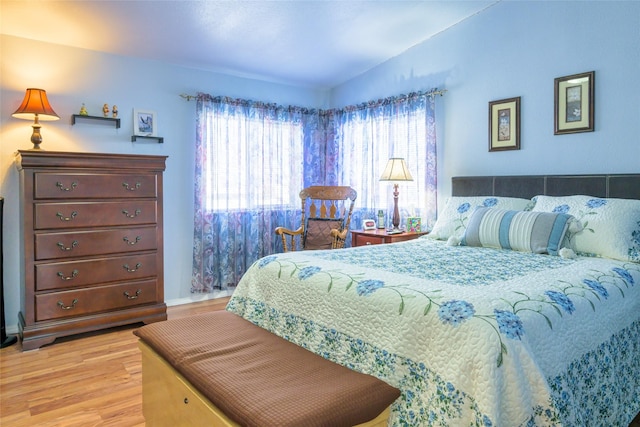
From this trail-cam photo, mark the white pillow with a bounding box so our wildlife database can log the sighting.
[531,195,640,262]
[429,196,532,240]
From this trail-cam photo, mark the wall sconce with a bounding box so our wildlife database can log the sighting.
[379,157,413,230]
[12,88,60,150]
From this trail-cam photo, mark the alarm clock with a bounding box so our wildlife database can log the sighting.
[363,219,376,230]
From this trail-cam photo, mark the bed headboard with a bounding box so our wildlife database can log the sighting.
[452,174,640,200]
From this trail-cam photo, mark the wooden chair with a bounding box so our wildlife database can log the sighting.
[275,186,357,252]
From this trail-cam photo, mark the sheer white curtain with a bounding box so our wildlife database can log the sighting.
[192,90,439,293]
[332,91,438,231]
[192,94,305,292]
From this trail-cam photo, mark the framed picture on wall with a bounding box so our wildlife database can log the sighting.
[133,109,157,136]
[488,96,520,152]
[554,71,594,135]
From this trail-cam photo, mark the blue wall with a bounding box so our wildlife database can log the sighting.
[332,1,640,198]
[1,1,639,334]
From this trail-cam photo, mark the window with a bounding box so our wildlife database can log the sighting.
[192,91,437,293]
[202,109,304,212]
[339,108,429,217]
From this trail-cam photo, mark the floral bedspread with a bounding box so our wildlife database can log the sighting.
[226,237,640,426]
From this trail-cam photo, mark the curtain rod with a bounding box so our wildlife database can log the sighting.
[426,89,447,97]
[180,88,447,102]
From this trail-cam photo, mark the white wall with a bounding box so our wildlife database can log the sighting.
[331,1,640,200]
[0,35,327,333]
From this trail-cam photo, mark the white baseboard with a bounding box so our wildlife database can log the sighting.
[3,290,234,335]
[165,289,234,307]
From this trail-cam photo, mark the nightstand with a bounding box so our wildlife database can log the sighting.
[351,229,428,247]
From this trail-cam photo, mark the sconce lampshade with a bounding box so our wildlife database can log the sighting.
[12,88,59,149]
[379,158,413,182]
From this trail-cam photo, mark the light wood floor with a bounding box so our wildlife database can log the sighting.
[0,297,229,427]
[2,296,639,427]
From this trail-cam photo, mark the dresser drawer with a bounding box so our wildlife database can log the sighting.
[35,253,158,291]
[35,201,158,229]
[34,173,157,199]
[35,279,159,321]
[355,234,385,246]
[35,226,158,260]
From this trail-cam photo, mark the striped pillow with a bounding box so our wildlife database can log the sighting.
[461,207,572,255]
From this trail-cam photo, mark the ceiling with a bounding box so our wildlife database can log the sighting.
[1,1,497,89]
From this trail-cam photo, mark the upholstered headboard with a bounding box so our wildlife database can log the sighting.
[452,174,640,200]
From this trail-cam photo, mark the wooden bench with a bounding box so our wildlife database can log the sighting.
[134,310,400,427]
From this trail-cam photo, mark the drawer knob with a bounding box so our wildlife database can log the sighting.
[57,270,79,281]
[122,209,141,218]
[57,298,78,310]
[124,289,142,300]
[56,211,78,222]
[123,236,141,245]
[123,263,142,273]
[56,181,78,192]
[122,182,141,191]
[57,240,79,251]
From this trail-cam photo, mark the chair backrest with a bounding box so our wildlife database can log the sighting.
[300,185,358,249]
[275,186,357,252]
[301,186,357,250]
[300,186,357,221]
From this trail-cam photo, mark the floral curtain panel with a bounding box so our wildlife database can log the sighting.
[192,91,438,293]
[192,94,308,292]
[330,91,438,233]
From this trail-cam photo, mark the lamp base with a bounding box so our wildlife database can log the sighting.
[30,122,43,150]
[391,183,401,229]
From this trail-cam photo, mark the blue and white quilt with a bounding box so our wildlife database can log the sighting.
[227,237,640,426]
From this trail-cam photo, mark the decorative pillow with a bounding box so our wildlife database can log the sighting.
[429,196,531,240]
[304,218,343,250]
[531,195,640,262]
[461,207,573,255]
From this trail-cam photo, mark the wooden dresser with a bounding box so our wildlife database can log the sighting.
[15,150,168,350]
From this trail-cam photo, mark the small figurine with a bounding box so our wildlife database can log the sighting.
[79,103,88,116]
[112,105,118,118]
[103,103,110,117]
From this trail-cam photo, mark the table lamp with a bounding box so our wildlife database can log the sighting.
[12,88,60,149]
[379,158,413,230]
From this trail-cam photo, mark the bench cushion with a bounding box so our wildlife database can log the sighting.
[134,310,400,427]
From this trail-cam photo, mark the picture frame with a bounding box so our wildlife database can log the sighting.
[133,109,157,136]
[554,71,594,135]
[489,96,520,152]
[406,217,421,232]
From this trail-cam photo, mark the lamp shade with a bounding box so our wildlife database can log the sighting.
[379,158,413,182]
[12,88,59,121]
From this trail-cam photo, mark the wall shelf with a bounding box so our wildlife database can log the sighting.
[131,135,164,144]
[72,114,121,128]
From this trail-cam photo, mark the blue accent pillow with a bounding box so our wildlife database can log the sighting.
[429,196,532,240]
[461,207,573,255]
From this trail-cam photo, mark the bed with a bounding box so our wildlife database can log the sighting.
[227,173,640,427]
